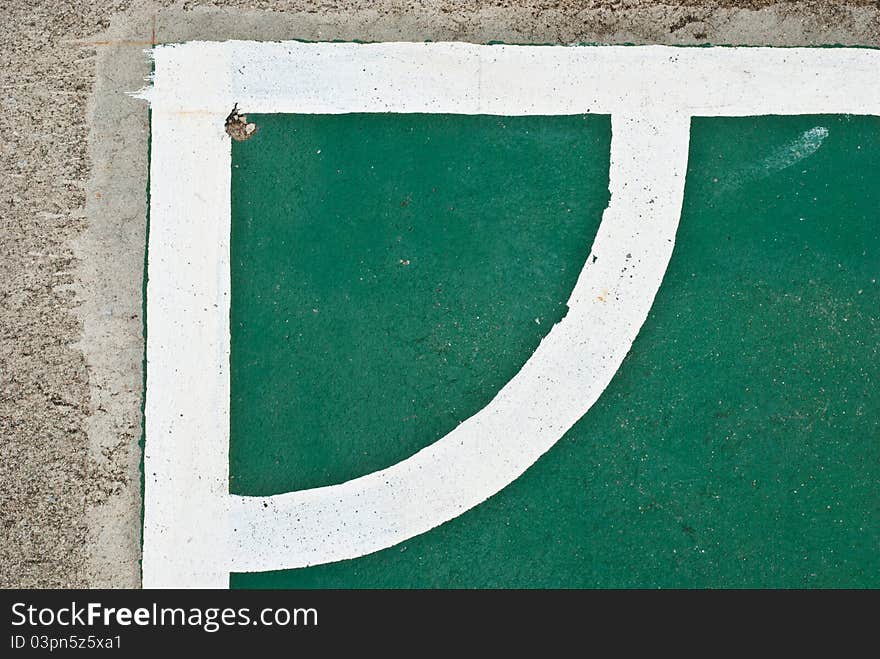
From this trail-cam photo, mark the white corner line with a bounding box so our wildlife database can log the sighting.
[142,42,880,588]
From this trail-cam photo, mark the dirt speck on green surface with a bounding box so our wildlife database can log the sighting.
[1,0,879,588]
[225,104,259,142]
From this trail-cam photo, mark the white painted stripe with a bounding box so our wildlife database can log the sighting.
[141,42,880,117]
[143,109,232,587]
[142,42,880,588]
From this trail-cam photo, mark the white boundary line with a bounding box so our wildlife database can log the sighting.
[142,42,880,588]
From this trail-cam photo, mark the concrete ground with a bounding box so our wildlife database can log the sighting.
[1,0,878,588]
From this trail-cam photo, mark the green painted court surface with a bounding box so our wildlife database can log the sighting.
[229,113,879,588]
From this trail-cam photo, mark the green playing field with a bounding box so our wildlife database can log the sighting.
[227,112,879,588]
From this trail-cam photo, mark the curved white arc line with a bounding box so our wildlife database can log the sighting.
[228,112,692,572]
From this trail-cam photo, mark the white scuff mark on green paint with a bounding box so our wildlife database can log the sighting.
[761,126,829,174]
[721,126,829,193]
